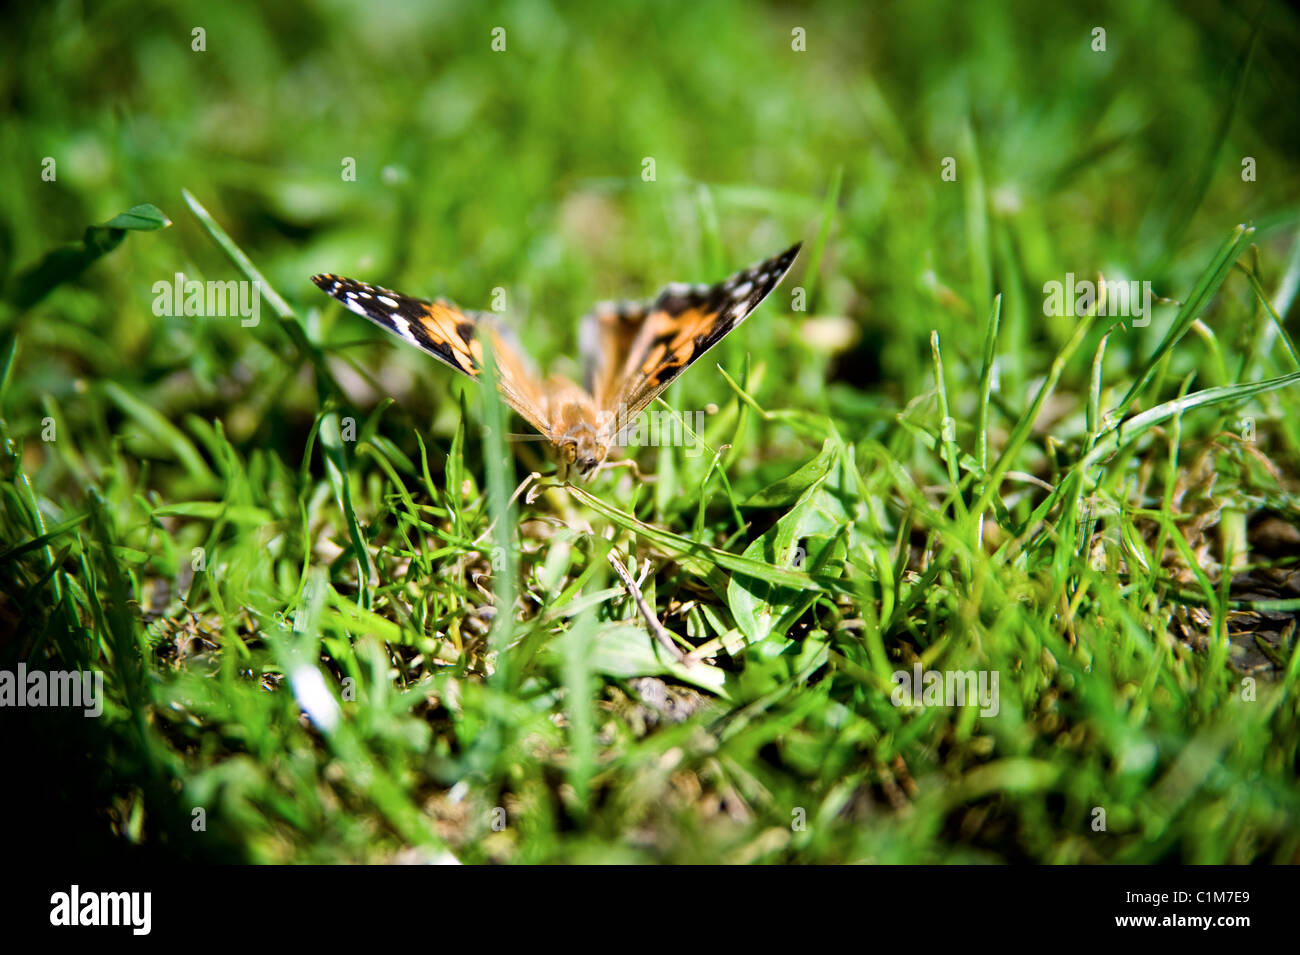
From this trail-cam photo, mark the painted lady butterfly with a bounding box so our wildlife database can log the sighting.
[312,243,801,481]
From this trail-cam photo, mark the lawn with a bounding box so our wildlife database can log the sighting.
[3,0,1299,864]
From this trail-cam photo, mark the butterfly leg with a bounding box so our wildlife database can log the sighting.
[590,456,656,482]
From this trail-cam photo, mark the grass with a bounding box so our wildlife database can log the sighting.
[3,0,1300,864]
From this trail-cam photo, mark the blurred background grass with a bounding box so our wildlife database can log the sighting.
[3,0,1300,864]
[5,0,1297,433]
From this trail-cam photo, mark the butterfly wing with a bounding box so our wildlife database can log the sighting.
[580,298,652,413]
[312,274,553,438]
[597,243,801,434]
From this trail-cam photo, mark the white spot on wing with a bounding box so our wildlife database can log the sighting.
[392,316,418,344]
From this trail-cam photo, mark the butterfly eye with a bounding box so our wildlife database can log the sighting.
[561,443,577,462]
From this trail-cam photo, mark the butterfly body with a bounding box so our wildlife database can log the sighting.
[544,378,609,481]
[312,243,800,481]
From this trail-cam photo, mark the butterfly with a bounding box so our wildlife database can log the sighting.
[312,243,801,482]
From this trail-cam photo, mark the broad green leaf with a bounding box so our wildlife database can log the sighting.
[102,203,171,231]
[728,442,855,644]
[585,623,728,695]
[743,439,836,508]
[8,203,171,308]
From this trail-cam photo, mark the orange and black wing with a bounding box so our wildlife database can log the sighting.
[580,298,652,414]
[311,274,552,438]
[591,243,801,434]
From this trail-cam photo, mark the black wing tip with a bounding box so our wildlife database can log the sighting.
[311,273,338,291]
[749,242,801,278]
[750,242,800,284]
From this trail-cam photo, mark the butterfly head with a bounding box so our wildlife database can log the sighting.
[556,425,608,483]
